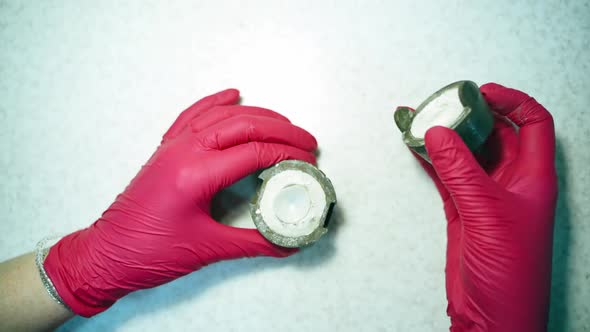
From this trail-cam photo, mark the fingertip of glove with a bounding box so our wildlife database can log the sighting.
[480,82,505,95]
[220,88,240,100]
[209,89,240,107]
[309,135,319,151]
[312,150,319,163]
[424,126,469,166]
[479,83,532,113]
[306,151,318,165]
[424,126,458,148]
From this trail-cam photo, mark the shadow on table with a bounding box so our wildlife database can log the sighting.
[57,171,343,331]
[548,138,572,332]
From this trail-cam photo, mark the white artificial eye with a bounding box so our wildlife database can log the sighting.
[273,185,312,225]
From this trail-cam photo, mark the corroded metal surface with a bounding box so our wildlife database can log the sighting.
[250,160,336,248]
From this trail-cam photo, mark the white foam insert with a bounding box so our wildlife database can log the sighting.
[410,86,464,139]
[272,184,312,225]
[259,170,326,237]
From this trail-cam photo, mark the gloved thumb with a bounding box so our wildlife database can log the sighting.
[424,126,498,212]
[211,223,298,260]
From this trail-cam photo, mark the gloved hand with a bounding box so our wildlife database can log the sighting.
[44,89,318,317]
[409,83,557,331]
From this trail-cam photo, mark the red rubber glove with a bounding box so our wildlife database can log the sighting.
[410,83,557,331]
[44,89,317,317]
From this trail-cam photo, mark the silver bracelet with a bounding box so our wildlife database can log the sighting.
[35,237,73,312]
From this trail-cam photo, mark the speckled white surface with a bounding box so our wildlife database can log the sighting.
[1,1,589,331]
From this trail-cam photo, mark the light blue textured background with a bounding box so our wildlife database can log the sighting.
[1,1,589,331]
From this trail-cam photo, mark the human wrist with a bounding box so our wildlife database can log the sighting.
[43,228,118,317]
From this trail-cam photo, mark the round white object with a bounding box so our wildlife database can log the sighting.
[272,185,312,225]
[258,170,326,238]
[410,86,464,139]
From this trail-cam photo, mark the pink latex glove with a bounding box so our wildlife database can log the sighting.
[44,89,317,317]
[410,83,557,331]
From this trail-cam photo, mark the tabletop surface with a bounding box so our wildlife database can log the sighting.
[1,1,589,331]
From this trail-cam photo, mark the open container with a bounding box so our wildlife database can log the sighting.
[394,80,494,162]
[250,160,336,248]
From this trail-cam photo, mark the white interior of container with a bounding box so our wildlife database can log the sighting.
[258,169,326,237]
[410,86,464,138]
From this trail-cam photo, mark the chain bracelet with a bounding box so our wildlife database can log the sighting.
[35,237,73,312]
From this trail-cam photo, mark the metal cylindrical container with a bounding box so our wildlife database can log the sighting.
[250,160,336,248]
[394,80,494,162]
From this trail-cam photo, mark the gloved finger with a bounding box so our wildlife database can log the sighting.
[490,115,519,161]
[205,142,316,195]
[425,126,499,213]
[412,150,450,203]
[480,83,555,172]
[415,149,460,225]
[213,223,298,258]
[478,115,519,174]
[190,105,290,133]
[163,88,240,140]
[198,115,317,152]
[400,105,450,202]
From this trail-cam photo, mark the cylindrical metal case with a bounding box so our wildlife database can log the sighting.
[394,80,494,162]
[250,160,336,248]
